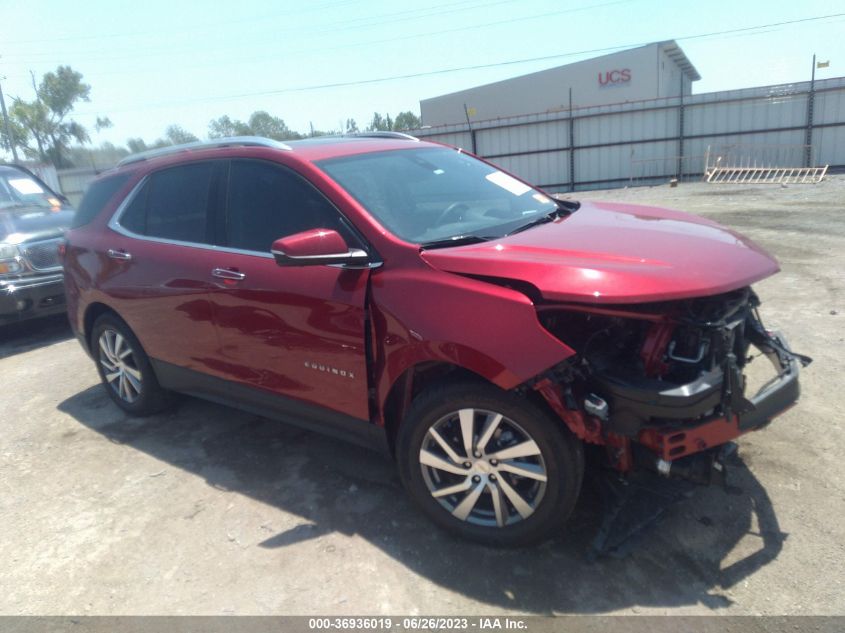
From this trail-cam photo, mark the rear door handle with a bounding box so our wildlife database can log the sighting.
[107,249,132,261]
[212,267,246,281]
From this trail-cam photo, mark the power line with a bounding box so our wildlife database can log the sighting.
[1,0,520,62]
[6,0,625,74]
[9,0,516,46]
[1,0,360,45]
[71,11,845,117]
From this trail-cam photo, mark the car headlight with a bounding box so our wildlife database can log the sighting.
[0,243,18,260]
[0,243,22,275]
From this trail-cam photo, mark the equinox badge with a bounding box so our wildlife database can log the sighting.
[304,361,355,379]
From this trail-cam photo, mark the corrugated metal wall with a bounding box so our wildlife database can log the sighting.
[414,77,845,192]
[56,167,100,207]
[29,164,61,194]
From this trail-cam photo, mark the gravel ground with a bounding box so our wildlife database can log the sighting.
[1,177,843,616]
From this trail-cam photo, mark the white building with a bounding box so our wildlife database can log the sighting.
[420,41,701,126]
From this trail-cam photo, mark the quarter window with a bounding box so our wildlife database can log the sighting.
[72,173,132,229]
[225,160,347,253]
[119,182,147,235]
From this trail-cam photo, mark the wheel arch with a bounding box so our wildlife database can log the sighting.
[369,266,577,456]
[82,302,126,354]
[380,356,576,458]
[381,360,489,456]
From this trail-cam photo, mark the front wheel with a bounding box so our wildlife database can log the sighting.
[397,382,584,547]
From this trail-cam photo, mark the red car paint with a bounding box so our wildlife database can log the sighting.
[273,228,349,258]
[420,200,779,304]
[64,136,800,475]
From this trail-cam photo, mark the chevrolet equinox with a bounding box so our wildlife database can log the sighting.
[64,134,809,546]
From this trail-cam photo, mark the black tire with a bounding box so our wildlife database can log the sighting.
[397,381,584,547]
[91,313,172,416]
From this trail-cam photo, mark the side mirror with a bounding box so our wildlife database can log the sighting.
[271,228,369,268]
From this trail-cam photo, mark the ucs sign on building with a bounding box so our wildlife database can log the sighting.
[420,41,699,126]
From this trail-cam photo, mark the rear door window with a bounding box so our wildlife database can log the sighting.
[146,163,214,243]
[119,162,215,244]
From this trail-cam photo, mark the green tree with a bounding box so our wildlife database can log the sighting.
[123,125,199,156]
[307,125,336,138]
[208,115,250,138]
[162,125,198,145]
[366,111,421,133]
[0,116,29,159]
[207,111,303,141]
[126,138,148,153]
[393,111,421,131]
[367,112,390,132]
[11,66,92,167]
[67,141,129,169]
[344,118,359,134]
[94,116,113,133]
[248,111,301,140]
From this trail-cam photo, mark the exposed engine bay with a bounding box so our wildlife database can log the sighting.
[534,287,811,480]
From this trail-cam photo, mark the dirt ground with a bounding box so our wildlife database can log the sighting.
[1,177,843,616]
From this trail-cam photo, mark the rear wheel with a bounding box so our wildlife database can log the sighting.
[92,313,171,416]
[397,382,583,546]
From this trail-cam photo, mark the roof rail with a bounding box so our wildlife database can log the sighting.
[345,131,419,141]
[117,136,292,167]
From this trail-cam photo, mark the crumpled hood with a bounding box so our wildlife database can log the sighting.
[420,200,780,304]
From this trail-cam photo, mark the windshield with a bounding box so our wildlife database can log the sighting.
[317,147,558,245]
[0,168,64,212]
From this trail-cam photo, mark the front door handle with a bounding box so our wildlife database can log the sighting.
[212,267,246,281]
[107,249,132,260]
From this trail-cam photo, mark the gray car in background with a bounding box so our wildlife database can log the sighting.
[0,164,74,325]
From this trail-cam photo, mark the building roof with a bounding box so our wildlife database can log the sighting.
[658,40,701,81]
[420,41,702,108]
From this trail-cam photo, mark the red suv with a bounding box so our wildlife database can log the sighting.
[64,134,808,546]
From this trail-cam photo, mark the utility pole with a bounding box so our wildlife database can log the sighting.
[0,76,19,162]
[26,68,47,163]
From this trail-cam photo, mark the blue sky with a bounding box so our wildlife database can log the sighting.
[0,0,842,148]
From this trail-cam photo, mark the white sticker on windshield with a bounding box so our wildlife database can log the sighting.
[485,171,531,196]
[9,178,44,195]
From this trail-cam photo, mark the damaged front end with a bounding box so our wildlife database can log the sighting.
[532,287,811,484]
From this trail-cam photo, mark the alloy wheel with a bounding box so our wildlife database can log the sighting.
[98,329,143,404]
[419,408,548,528]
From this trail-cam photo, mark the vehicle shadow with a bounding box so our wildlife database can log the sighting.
[58,386,786,613]
[0,314,73,360]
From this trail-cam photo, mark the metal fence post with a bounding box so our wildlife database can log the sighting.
[463,103,478,155]
[677,74,685,179]
[805,54,816,167]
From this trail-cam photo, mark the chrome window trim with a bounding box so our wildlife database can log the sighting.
[107,162,384,265]
[345,131,419,142]
[107,175,275,260]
